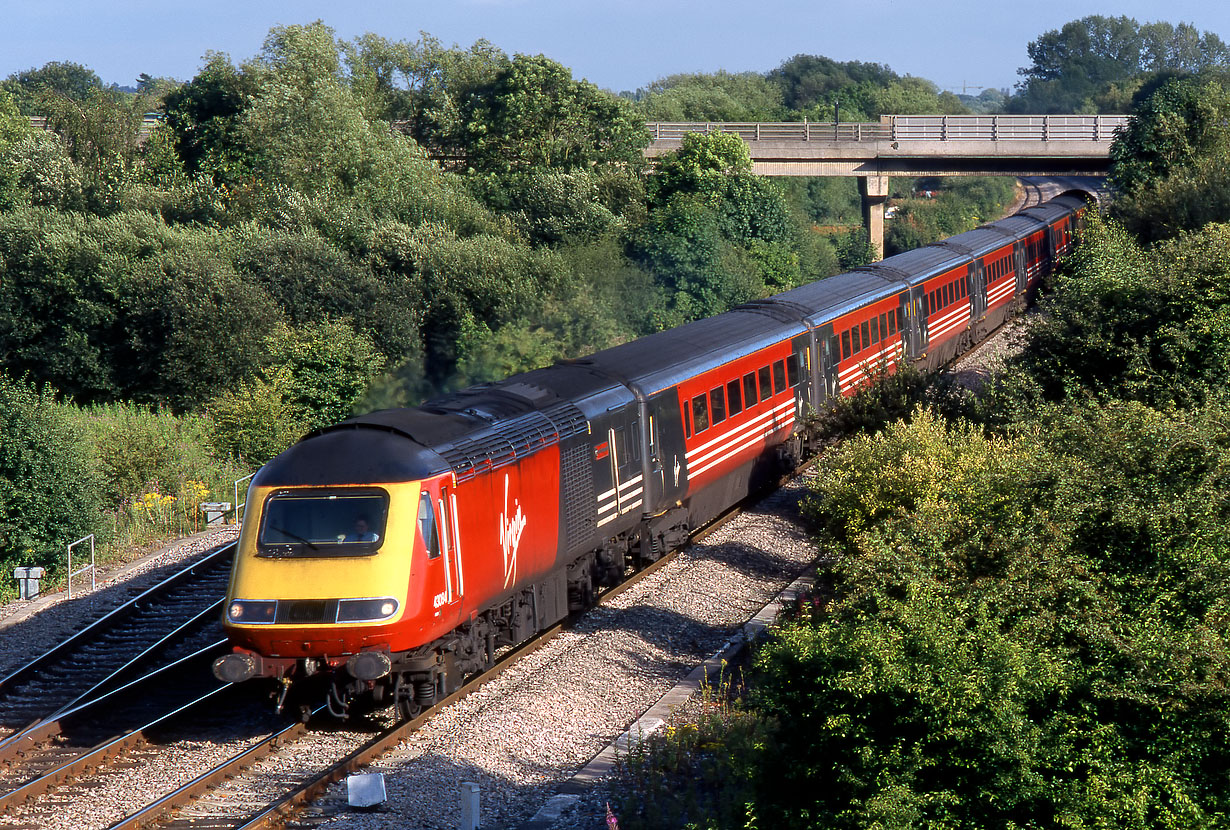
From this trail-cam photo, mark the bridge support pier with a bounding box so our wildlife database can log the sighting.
[859,175,890,261]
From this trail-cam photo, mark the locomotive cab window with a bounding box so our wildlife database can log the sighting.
[258,489,388,558]
[418,492,441,559]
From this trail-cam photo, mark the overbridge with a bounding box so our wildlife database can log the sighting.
[645,115,1129,258]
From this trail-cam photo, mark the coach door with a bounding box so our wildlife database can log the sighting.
[819,328,839,400]
[439,484,463,608]
[908,287,928,355]
[970,261,986,318]
[597,406,644,529]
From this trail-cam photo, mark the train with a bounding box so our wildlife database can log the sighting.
[212,191,1089,719]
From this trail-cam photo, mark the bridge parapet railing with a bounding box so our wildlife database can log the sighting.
[648,115,1129,143]
[888,115,1128,141]
[647,122,889,142]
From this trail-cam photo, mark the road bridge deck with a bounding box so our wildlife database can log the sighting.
[644,115,1128,257]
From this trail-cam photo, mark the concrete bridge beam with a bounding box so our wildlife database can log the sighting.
[859,175,890,261]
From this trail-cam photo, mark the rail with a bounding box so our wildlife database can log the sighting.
[27,112,162,136]
[647,114,1129,143]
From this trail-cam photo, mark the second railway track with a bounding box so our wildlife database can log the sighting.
[0,486,788,830]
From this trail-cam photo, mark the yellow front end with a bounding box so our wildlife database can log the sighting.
[224,480,425,657]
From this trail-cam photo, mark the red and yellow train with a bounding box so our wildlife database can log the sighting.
[213,192,1088,718]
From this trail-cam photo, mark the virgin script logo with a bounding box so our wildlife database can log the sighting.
[500,474,527,589]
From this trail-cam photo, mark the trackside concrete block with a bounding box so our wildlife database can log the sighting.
[13,567,46,600]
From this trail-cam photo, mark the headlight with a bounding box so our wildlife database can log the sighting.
[336,597,399,622]
[227,599,277,624]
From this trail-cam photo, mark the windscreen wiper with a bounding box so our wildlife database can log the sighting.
[269,526,321,551]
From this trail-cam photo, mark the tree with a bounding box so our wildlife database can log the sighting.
[1012,16,1230,112]
[634,71,786,121]
[459,54,649,176]
[1109,77,1230,194]
[265,320,385,431]
[37,86,141,209]
[0,88,34,206]
[768,54,898,112]
[114,245,282,410]
[161,52,259,183]
[2,61,103,113]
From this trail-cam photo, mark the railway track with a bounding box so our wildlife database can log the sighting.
[0,543,235,736]
[0,543,241,818]
[100,529,708,830]
[0,497,746,829]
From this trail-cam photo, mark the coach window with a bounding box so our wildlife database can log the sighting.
[841,330,851,360]
[692,395,709,433]
[758,366,772,402]
[727,379,743,416]
[418,492,441,559]
[870,315,880,344]
[743,372,757,408]
[851,325,861,354]
[860,321,870,350]
[887,310,896,336]
[897,307,905,331]
[773,360,786,394]
[944,283,951,307]
[787,353,801,387]
[710,387,726,425]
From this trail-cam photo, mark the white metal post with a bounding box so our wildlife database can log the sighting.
[67,534,95,599]
[234,472,256,524]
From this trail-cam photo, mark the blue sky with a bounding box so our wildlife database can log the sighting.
[4,1,1230,95]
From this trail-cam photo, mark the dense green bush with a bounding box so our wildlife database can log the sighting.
[751,404,1230,827]
[1015,213,1230,408]
[0,375,102,579]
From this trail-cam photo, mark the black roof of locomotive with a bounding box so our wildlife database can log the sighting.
[254,427,452,487]
[257,364,617,487]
